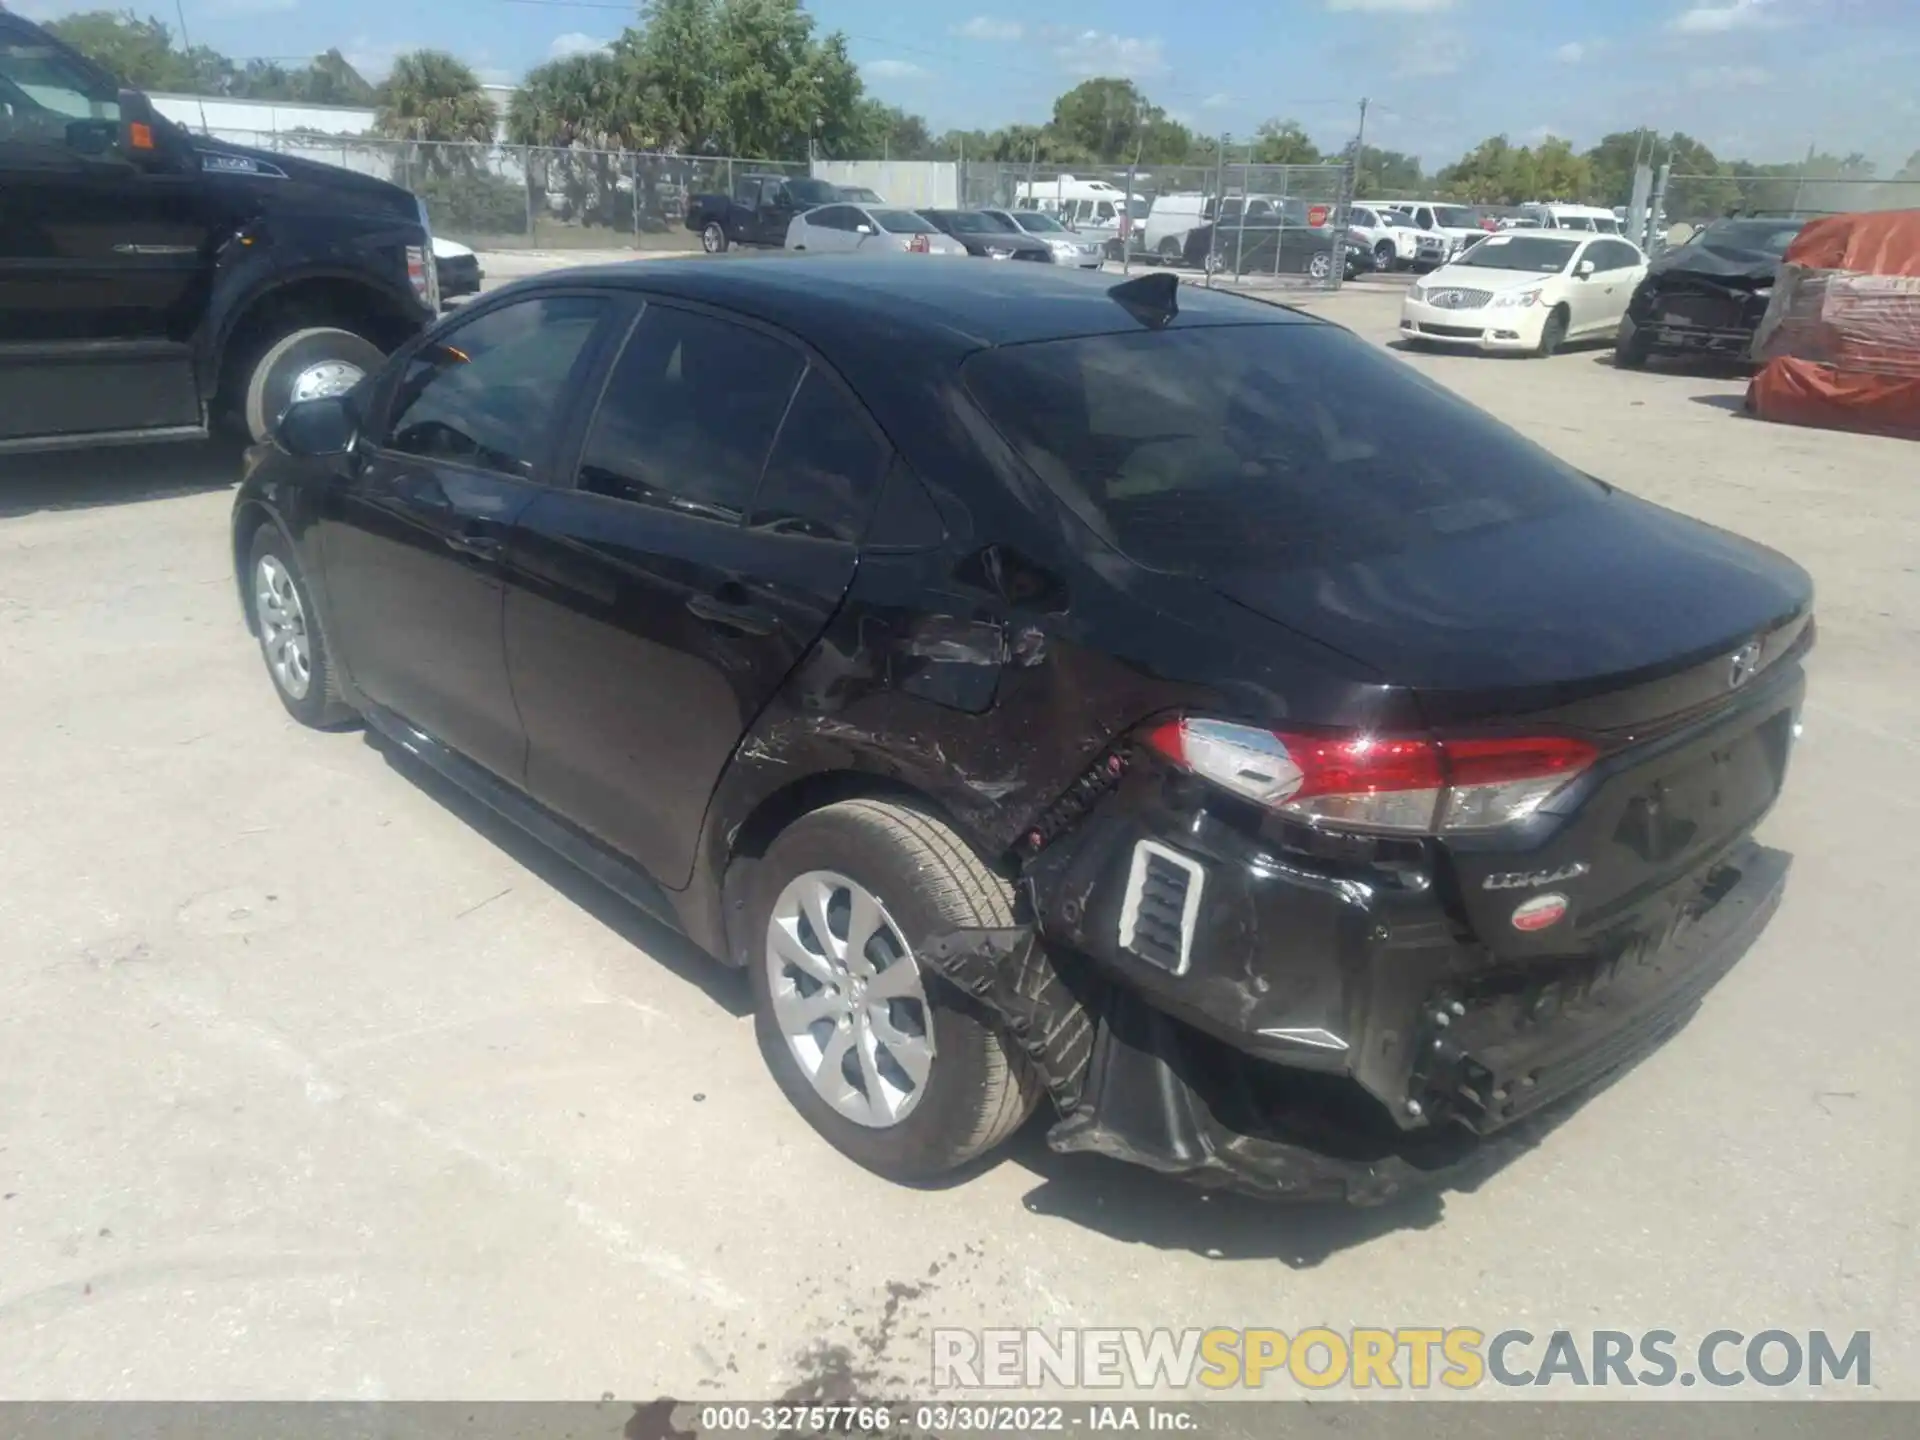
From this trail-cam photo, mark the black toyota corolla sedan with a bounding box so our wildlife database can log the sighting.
[233,257,1812,1202]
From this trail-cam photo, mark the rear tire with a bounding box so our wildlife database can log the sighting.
[242,327,384,444]
[1534,305,1570,359]
[245,522,355,729]
[1157,236,1182,261]
[747,799,1042,1184]
[701,221,729,254]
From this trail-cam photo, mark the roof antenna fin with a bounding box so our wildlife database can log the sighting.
[1107,271,1179,329]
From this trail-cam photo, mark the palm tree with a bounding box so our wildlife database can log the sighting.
[376,50,498,178]
[509,51,671,230]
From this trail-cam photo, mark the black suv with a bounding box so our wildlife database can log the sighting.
[232,260,1811,1203]
[0,11,437,455]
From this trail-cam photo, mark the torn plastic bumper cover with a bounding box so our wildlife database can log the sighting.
[920,926,1489,1206]
[920,842,1789,1205]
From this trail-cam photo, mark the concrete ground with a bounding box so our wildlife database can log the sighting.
[3,267,1917,1403]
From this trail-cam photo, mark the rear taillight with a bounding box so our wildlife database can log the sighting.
[1143,718,1597,835]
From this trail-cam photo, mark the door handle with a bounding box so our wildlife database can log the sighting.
[444,530,502,562]
[687,589,775,635]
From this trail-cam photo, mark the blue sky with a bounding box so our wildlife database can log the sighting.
[19,0,1920,167]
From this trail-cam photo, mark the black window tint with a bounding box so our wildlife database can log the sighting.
[0,26,119,149]
[963,323,1603,574]
[385,294,606,478]
[750,369,885,543]
[812,206,855,231]
[576,305,803,523]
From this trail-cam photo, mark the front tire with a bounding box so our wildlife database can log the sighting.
[245,523,355,729]
[242,327,383,444]
[747,799,1042,1183]
[1373,240,1395,271]
[1614,315,1651,369]
[1534,305,1571,359]
[701,221,729,254]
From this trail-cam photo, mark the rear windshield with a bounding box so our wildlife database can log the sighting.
[1459,235,1580,272]
[788,178,841,206]
[935,211,1002,234]
[978,211,1022,233]
[1692,220,1804,255]
[1013,210,1067,233]
[1433,205,1481,228]
[962,324,1602,572]
[875,209,939,234]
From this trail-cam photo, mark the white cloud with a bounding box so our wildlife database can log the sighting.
[1201,92,1234,110]
[548,33,611,60]
[1670,0,1780,34]
[863,58,929,79]
[1054,31,1167,78]
[1687,63,1774,87]
[1326,0,1455,12]
[952,17,1025,42]
[1555,41,1586,63]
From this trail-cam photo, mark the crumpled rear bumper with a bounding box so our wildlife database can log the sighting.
[922,841,1789,1205]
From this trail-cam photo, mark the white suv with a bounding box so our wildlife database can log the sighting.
[1346,203,1425,271]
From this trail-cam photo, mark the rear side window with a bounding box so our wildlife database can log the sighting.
[384,294,608,478]
[575,304,803,522]
[749,369,886,543]
[962,324,1604,573]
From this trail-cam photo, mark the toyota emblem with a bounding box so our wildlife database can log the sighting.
[1728,640,1763,689]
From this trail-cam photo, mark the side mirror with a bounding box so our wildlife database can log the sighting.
[855,223,874,235]
[1576,259,1596,278]
[116,89,172,167]
[276,396,357,458]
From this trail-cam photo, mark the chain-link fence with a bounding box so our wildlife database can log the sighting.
[1659,172,1920,236]
[958,159,1356,289]
[197,131,807,250]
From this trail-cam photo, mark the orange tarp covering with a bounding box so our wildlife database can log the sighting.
[1747,209,1920,439]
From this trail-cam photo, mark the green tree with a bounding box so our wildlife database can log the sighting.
[1248,118,1320,167]
[1347,144,1424,198]
[1530,136,1592,200]
[1048,77,1191,164]
[45,10,234,92]
[375,50,497,180]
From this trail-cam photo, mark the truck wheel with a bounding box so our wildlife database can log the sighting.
[1374,240,1396,271]
[747,799,1043,1184]
[1157,236,1182,261]
[701,222,729,254]
[243,327,384,444]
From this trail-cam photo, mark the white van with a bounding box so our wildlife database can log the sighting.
[1141,192,1294,261]
[1013,175,1148,254]
[1517,203,1621,234]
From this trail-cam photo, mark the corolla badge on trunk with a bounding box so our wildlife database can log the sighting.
[1483,862,1589,890]
[1511,893,1570,932]
[1728,640,1763,689]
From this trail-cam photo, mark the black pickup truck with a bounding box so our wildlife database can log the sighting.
[0,9,438,455]
[684,174,843,253]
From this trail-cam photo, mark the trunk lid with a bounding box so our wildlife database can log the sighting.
[1212,493,1813,958]
[1210,491,1811,731]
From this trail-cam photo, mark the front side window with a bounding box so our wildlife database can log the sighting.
[384,294,608,479]
[808,205,856,231]
[575,305,803,523]
[750,369,886,543]
[962,323,1602,575]
[0,25,119,149]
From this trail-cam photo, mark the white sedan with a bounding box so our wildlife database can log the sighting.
[1399,231,1648,357]
[785,202,968,256]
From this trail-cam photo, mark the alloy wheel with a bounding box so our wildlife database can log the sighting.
[288,359,364,405]
[1309,250,1333,280]
[254,554,311,700]
[765,870,934,1129]
[703,223,725,253]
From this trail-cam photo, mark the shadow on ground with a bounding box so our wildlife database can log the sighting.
[364,727,751,1020]
[0,438,245,520]
[1689,393,1752,414]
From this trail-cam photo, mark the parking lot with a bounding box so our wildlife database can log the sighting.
[3,262,1917,1400]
